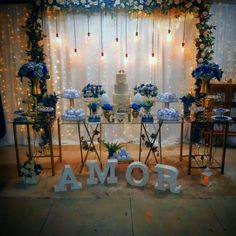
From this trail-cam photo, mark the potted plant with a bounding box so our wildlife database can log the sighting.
[180,94,195,118]
[130,103,141,118]
[102,103,113,122]
[103,142,123,159]
[20,159,42,184]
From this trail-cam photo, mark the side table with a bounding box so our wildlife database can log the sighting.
[13,118,62,176]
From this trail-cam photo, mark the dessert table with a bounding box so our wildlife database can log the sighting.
[61,115,185,173]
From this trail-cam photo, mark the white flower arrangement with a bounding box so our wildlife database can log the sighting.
[21,160,42,177]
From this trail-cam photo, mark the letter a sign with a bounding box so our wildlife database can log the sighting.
[54,165,82,192]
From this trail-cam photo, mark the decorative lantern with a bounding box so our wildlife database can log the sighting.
[201,167,212,186]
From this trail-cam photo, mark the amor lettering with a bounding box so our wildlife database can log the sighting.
[54,160,181,194]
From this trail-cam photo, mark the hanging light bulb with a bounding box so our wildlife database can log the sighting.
[135,16,139,40]
[55,32,61,44]
[181,42,185,52]
[115,13,119,46]
[167,29,172,41]
[87,15,91,41]
[149,52,157,64]
[73,48,78,58]
[124,53,128,65]
[73,12,78,58]
[181,15,186,53]
[149,19,156,65]
[100,12,104,61]
[115,37,119,47]
[101,51,104,60]
[55,11,59,38]
[167,12,172,41]
[124,13,128,65]
[55,11,61,44]
[87,32,91,41]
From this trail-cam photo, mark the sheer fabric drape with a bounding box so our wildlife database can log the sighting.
[43,10,196,145]
[6,4,236,145]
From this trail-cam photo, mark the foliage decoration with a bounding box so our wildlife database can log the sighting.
[180,93,195,107]
[180,93,195,118]
[18,0,58,148]
[134,83,158,98]
[103,141,123,158]
[82,83,105,98]
[21,159,42,177]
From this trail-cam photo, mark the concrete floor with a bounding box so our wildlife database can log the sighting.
[0,144,236,235]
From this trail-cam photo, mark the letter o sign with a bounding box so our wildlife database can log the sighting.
[126,161,149,187]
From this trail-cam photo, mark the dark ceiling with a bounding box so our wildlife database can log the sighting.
[0,0,235,4]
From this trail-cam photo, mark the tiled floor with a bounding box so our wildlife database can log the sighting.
[0,145,236,235]
[0,197,236,235]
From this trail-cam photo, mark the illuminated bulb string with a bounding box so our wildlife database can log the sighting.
[167,12,171,41]
[73,12,77,58]
[55,11,59,37]
[87,15,91,40]
[115,12,119,44]
[152,19,155,57]
[135,16,139,37]
[125,13,128,59]
[100,12,104,59]
[182,14,186,51]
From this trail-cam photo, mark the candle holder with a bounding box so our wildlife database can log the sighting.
[201,167,212,186]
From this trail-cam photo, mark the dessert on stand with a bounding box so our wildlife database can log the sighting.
[61,89,85,121]
[113,70,130,114]
[133,83,158,123]
[157,108,179,121]
[158,92,178,109]
[61,89,81,108]
[82,84,105,123]
[157,92,179,121]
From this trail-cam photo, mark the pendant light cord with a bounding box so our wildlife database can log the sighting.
[73,12,77,49]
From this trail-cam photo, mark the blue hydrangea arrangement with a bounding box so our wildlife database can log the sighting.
[180,94,195,107]
[82,84,105,98]
[134,83,158,98]
[131,103,141,111]
[102,103,113,111]
[192,61,223,81]
[18,61,49,81]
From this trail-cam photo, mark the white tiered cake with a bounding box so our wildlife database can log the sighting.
[113,70,130,112]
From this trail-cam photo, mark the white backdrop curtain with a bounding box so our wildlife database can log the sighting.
[1,3,235,146]
[44,10,196,145]
[211,4,236,79]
